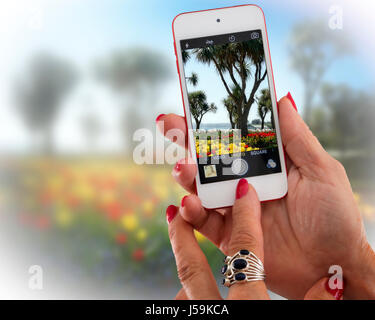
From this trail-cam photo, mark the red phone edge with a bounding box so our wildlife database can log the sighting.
[171,4,288,209]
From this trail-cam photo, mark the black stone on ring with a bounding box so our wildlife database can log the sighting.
[233,258,247,270]
[234,273,246,281]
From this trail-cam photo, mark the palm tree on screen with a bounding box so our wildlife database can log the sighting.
[188,91,217,130]
[193,39,267,137]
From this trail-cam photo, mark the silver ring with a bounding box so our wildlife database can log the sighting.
[221,249,265,287]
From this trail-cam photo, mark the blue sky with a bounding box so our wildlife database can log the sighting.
[0,0,373,151]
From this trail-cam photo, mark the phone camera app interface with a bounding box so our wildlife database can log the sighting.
[180,30,281,184]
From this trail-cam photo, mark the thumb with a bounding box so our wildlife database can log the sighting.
[278,93,331,176]
[228,178,263,260]
[226,178,268,300]
[304,277,344,300]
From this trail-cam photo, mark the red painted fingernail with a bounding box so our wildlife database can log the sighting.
[286,92,298,111]
[181,196,187,207]
[174,159,183,172]
[236,178,249,199]
[166,205,178,224]
[156,114,165,122]
[325,278,344,300]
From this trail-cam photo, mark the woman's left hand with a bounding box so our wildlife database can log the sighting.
[166,179,270,300]
[167,178,344,300]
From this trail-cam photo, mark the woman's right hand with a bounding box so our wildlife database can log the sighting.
[157,93,375,299]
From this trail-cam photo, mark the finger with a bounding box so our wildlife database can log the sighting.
[167,205,221,300]
[227,179,269,300]
[172,158,197,194]
[180,194,226,250]
[175,288,188,300]
[278,94,331,177]
[156,113,188,149]
[304,277,343,300]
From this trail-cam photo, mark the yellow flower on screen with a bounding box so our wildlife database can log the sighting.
[136,228,148,241]
[121,214,138,231]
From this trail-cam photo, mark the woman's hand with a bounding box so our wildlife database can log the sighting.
[166,179,269,300]
[167,179,343,300]
[157,93,375,299]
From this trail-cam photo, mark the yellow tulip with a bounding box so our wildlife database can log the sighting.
[154,185,169,200]
[142,200,154,214]
[121,214,138,231]
[99,190,116,204]
[136,228,148,241]
[56,208,73,227]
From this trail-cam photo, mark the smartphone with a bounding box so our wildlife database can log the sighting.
[172,5,287,208]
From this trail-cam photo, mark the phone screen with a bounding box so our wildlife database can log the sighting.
[180,29,282,184]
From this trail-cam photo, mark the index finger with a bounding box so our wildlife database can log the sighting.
[156,113,188,149]
[167,205,221,300]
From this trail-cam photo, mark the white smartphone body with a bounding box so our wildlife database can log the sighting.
[172,4,288,208]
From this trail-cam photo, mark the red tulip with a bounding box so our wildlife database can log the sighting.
[115,233,127,245]
[35,216,50,230]
[104,202,123,220]
[132,248,145,261]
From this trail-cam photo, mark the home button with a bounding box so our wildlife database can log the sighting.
[231,158,248,176]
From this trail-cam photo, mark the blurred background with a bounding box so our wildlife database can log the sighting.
[0,0,374,299]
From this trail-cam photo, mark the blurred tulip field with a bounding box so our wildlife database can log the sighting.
[0,157,224,295]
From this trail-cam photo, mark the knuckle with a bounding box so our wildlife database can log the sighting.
[324,157,347,178]
[229,229,259,253]
[177,260,204,284]
[168,224,177,243]
[332,158,346,174]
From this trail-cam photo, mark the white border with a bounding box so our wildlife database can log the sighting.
[173,5,288,208]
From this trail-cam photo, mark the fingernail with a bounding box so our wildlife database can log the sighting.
[325,279,344,300]
[286,92,298,111]
[181,195,187,207]
[174,159,183,172]
[236,178,249,199]
[156,114,165,122]
[166,205,178,224]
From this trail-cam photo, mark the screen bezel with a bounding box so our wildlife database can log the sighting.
[173,5,287,208]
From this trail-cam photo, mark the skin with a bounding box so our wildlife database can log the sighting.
[157,95,375,299]
[168,180,269,300]
[168,179,338,300]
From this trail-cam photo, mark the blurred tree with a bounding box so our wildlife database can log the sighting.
[256,88,273,129]
[188,91,217,129]
[309,107,331,148]
[289,20,351,124]
[321,83,375,153]
[81,112,102,152]
[96,47,171,152]
[14,53,77,153]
